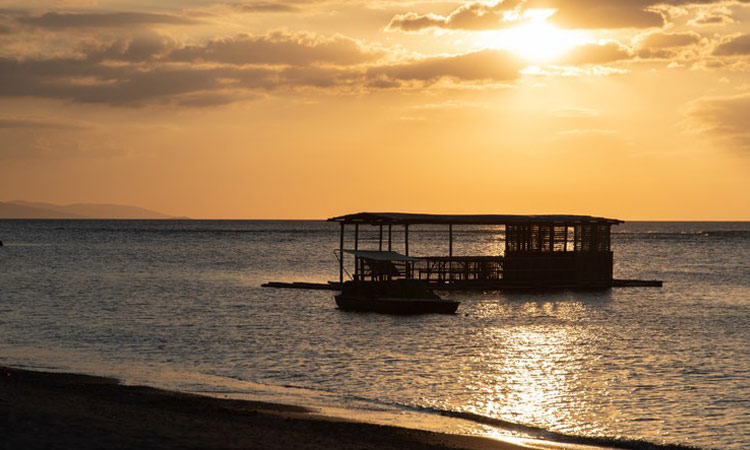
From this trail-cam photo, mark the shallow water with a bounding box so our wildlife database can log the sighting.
[1,220,748,449]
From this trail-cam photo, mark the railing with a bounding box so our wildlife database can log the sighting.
[352,256,504,283]
[351,251,612,286]
[415,256,504,283]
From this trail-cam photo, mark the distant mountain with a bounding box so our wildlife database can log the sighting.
[0,201,183,219]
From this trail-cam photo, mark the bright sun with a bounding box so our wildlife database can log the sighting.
[476,10,588,63]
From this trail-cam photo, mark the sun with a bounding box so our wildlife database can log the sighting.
[476,9,588,63]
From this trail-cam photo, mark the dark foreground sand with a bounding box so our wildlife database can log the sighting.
[1,366,532,450]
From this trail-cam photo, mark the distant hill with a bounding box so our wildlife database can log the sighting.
[0,201,184,219]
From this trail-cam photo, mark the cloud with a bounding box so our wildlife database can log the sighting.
[714,34,750,56]
[538,0,665,29]
[634,31,703,59]
[224,2,300,13]
[687,92,750,153]
[17,11,198,29]
[638,31,702,49]
[535,0,750,29]
[0,117,87,130]
[0,31,528,106]
[388,0,750,31]
[688,6,736,26]
[556,41,631,66]
[169,31,381,66]
[367,50,524,85]
[387,1,523,32]
[85,33,176,62]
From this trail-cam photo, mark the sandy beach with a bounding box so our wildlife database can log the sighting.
[0,366,535,450]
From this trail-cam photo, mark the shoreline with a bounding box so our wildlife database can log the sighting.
[0,366,709,450]
[0,366,538,450]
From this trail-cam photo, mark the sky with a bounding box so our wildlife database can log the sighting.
[0,0,748,219]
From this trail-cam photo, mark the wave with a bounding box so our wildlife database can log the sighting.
[209,373,711,450]
[421,408,709,450]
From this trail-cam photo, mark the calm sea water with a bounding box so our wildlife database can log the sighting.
[0,220,748,449]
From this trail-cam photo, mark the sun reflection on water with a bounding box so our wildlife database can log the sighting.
[457,306,606,439]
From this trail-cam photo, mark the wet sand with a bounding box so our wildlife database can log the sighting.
[1,366,532,450]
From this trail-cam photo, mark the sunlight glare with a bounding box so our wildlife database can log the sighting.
[476,9,588,63]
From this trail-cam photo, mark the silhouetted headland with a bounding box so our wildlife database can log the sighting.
[0,201,185,219]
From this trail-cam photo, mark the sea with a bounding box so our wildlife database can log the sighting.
[0,220,748,449]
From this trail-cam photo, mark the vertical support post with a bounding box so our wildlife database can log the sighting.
[353,224,359,280]
[404,224,409,256]
[549,224,554,253]
[448,224,453,283]
[388,225,392,251]
[379,225,383,251]
[339,222,344,284]
[563,225,568,252]
[449,224,453,257]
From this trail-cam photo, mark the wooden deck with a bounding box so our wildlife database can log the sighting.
[261,279,662,291]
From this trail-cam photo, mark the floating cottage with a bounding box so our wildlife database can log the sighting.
[263,212,661,291]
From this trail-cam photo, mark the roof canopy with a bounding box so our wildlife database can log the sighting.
[328,212,622,226]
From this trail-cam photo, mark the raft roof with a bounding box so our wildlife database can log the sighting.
[328,212,623,226]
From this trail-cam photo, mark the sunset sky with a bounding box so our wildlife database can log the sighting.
[1,0,749,219]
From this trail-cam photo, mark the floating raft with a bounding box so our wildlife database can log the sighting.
[261,281,342,291]
[262,279,662,291]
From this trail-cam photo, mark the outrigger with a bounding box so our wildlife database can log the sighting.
[262,212,662,314]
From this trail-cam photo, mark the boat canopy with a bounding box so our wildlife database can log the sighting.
[343,250,421,262]
[328,212,622,226]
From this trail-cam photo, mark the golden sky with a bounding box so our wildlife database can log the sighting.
[0,0,748,219]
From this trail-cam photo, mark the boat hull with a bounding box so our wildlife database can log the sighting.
[334,295,459,315]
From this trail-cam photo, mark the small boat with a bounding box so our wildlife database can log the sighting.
[335,280,459,315]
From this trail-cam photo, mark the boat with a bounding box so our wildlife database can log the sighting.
[334,280,459,314]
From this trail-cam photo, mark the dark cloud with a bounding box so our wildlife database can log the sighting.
[638,31,702,49]
[634,31,702,59]
[636,48,678,59]
[0,41,529,106]
[85,33,176,62]
[534,0,665,29]
[533,0,750,29]
[714,34,750,56]
[367,50,524,84]
[169,32,380,66]
[688,93,750,153]
[388,0,750,31]
[387,1,523,32]
[17,11,198,29]
[556,42,631,66]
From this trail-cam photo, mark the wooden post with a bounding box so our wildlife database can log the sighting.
[339,222,344,283]
[388,225,392,251]
[404,224,409,256]
[549,224,554,253]
[449,224,453,257]
[563,225,568,252]
[353,224,359,280]
[449,224,453,283]
[379,225,383,251]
